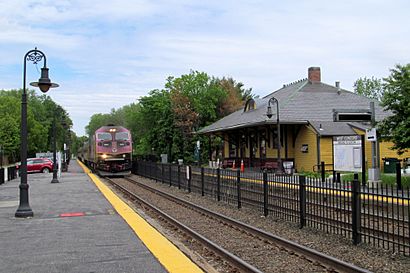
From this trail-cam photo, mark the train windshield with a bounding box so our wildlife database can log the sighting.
[115,132,129,140]
[97,133,112,140]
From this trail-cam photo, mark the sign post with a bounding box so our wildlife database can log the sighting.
[368,102,381,185]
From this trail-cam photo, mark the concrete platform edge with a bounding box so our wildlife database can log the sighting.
[77,160,203,273]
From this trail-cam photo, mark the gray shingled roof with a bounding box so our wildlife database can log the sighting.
[198,79,389,135]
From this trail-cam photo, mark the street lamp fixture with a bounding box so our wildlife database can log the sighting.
[15,48,59,218]
[266,97,282,173]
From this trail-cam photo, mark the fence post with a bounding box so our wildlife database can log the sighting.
[299,175,306,228]
[336,172,341,183]
[332,170,336,183]
[321,161,325,182]
[177,165,181,189]
[169,164,172,186]
[155,163,159,182]
[217,168,221,201]
[161,164,164,184]
[201,167,205,196]
[263,171,268,217]
[142,161,145,176]
[152,163,155,180]
[132,160,138,174]
[361,134,366,187]
[352,173,362,245]
[188,165,191,193]
[396,161,402,190]
[237,169,241,209]
[0,168,4,184]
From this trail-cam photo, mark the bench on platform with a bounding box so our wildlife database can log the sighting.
[222,159,235,169]
[261,161,278,172]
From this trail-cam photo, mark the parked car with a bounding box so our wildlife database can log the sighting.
[16,158,54,174]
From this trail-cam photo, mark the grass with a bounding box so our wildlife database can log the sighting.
[340,172,410,188]
[298,170,410,188]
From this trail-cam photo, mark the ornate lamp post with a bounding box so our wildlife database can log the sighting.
[266,97,282,173]
[61,120,68,172]
[51,116,59,183]
[15,48,59,218]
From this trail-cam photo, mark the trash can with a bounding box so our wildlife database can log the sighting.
[383,158,399,173]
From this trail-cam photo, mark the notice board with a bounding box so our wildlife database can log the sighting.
[333,136,362,172]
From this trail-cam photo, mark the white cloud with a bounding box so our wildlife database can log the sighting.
[0,0,409,136]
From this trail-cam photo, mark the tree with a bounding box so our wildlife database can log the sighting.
[137,89,175,158]
[0,89,72,161]
[378,64,410,154]
[353,76,384,101]
[82,70,254,163]
[217,77,252,117]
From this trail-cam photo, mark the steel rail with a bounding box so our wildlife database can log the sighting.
[124,176,372,273]
[106,178,263,273]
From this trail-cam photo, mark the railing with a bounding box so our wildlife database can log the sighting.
[0,166,18,185]
[133,160,410,256]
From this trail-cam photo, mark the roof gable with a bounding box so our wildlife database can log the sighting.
[198,69,390,135]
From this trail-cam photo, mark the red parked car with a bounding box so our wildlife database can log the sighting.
[16,158,54,174]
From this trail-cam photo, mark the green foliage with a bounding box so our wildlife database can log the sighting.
[85,108,125,136]
[353,76,384,101]
[378,64,410,154]
[298,171,330,178]
[0,89,72,162]
[83,70,254,163]
[0,94,20,161]
[341,172,410,188]
[71,134,88,155]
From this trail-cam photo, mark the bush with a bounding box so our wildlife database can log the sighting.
[340,172,410,188]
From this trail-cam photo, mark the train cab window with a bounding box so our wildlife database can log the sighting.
[97,133,112,141]
[115,132,129,141]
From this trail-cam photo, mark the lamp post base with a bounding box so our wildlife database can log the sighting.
[15,206,33,218]
[51,178,59,183]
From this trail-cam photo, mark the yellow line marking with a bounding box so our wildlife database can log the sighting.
[77,160,203,273]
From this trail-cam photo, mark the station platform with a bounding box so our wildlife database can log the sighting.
[0,160,202,273]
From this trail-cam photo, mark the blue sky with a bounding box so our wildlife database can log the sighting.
[1,0,409,136]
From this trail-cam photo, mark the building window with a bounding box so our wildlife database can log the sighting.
[260,138,266,159]
[301,144,308,153]
[272,128,278,148]
[229,135,237,158]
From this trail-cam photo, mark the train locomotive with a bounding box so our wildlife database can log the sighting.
[79,125,132,176]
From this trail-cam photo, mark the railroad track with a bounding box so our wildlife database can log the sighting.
[106,176,371,273]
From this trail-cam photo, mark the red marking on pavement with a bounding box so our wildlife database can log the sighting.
[59,212,85,217]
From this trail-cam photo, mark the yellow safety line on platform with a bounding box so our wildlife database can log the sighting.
[77,160,203,273]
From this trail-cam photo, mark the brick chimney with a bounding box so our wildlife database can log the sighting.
[308,67,321,83]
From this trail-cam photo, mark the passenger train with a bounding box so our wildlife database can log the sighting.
[78,125,132,176]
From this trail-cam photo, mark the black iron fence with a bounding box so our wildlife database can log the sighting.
[8,166,17,181]
[133,160,410,256]
[0,166,18,185]
[0,168,4,184]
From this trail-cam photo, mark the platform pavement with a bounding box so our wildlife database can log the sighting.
[0,160,170,273]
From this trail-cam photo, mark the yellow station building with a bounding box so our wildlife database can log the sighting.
[199,67,410,174]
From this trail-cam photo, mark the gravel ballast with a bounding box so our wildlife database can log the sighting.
[126,175,410,272]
